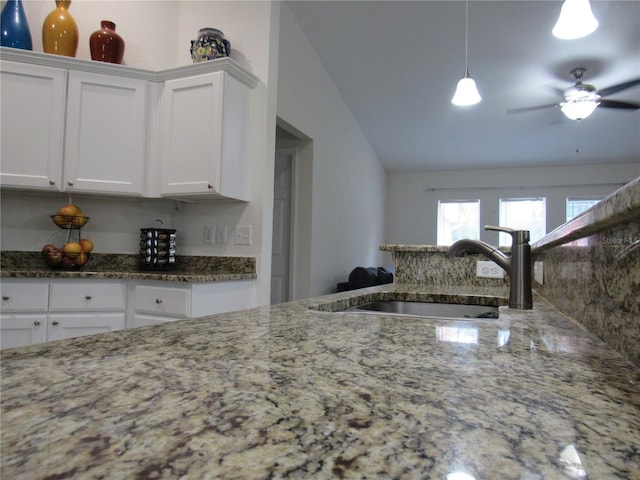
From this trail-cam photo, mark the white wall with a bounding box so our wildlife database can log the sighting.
[386,162,640,246]
[2,1,279,306]
[277,4,388,298]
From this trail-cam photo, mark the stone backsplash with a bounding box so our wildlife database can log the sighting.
[533,218,639,366]
[380,245,509,289]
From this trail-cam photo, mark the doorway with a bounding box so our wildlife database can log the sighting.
[271,151,293,304]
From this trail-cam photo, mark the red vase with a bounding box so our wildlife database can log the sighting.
[89,20,124,64]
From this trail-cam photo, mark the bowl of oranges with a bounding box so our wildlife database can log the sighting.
[42,204,94,269]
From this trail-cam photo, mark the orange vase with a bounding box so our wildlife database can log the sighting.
[42,0,78,57]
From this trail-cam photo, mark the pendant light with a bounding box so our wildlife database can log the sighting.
[452,1,481,106]
[552,0,598,40]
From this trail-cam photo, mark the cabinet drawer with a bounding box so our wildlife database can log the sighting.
[0,282,49,312]
[49,282,126,311]
[135,285,191,318]
[132,314,182,328]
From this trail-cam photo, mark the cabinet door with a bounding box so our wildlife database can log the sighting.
[0,314,48,349]
[64,71,147,195]
[160,72,224,196]
[0,61,65,190]
[159,72,251,200]
[48,312,125,342]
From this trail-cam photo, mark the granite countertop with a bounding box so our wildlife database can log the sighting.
[2,284,638,479]
[0,252,257,283]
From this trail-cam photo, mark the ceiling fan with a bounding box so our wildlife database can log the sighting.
[509,67,640,120]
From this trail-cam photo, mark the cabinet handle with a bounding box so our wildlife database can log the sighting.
[207,184,213,189]
[49,180,55,186]
[85,295,92,300]
[155,298,163,304]
[2,296,9,301]
[67,180,74,186]
[34,320,41,326]
[52,320,59,326]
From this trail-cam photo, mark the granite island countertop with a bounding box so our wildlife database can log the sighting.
[1,284,639,479]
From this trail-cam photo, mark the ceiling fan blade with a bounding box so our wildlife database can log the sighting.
[597,78,640,98]
[507,104,557,114]
[598,99,640,110]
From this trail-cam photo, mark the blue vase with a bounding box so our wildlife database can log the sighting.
[1,0,33,50]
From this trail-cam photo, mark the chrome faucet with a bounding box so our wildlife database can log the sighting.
[445,225,533,309]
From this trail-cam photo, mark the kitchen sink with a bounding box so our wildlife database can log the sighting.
[341,301,499,319]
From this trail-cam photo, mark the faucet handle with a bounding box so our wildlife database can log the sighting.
[484,225,530,244]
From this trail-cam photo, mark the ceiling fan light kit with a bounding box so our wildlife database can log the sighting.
[560,100,599,120]
[552,0,599,40]
[451,1,481,107]
[511,66,640,121]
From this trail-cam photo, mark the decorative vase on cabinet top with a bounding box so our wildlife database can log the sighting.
[89,20,124,64]
[42,0,78,57]
[1,0,33,50]
[190,28,230,63]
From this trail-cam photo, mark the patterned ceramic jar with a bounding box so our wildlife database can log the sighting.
[190,28,230,63]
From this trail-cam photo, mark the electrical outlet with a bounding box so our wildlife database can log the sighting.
[534,261,544,284]
[215,225,228,244]
[476,261,504,279]
[235,225,252,245]
[204,225,214,244]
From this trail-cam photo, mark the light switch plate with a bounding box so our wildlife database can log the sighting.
[235,225,252,245]
[204,225,214,244]
[215,225,228,244]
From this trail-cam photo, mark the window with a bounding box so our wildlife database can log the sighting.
[566,197,602,221]
[498,198,546,246]
[437,200,480,246]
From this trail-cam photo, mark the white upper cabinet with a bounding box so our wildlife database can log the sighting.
[64,71,148,195]
[0,49,257,201]
[159,65,256,201]
[0,60,66,190]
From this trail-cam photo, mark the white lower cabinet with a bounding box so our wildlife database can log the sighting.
[132,280,255,328]
[0,279,126,349]
[47,313,125,342]
[1,280,50,349]
[48,280,126,341]
[0,314,48,349]
[1,278,255,347]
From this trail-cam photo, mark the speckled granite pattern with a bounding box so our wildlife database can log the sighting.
[384,249,509,288]
[534,218,640,366]
[0,252,256,282]
[1,285,639,479]
[533,176,640,252]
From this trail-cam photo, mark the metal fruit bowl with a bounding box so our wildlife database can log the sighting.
[51,215,90,229]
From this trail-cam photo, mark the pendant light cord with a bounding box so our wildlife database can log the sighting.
[464,0,469,76]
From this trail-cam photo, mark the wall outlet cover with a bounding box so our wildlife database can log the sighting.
[534,261,544,284]
[476,260,504,279]
[235,225,252,245]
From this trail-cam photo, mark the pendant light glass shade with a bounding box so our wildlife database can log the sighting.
[552,0,598,40]
[451,2,481,107]
[452,70,482,106]
[559,100,598,120]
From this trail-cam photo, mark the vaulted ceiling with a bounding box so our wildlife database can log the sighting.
[286,1,640,173]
